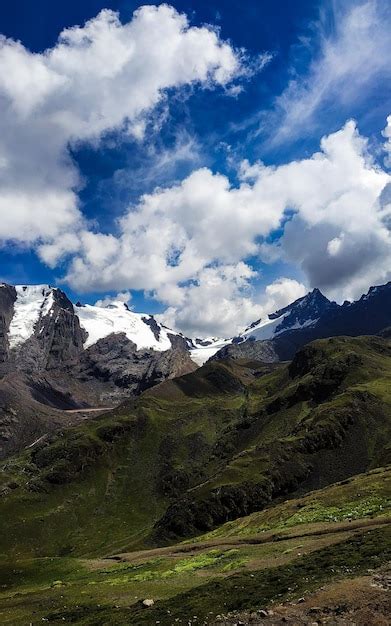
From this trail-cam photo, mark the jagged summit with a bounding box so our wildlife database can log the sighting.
[237,287,335,346]
[74,300,180,351]
[212,281,391,364]
[270,287,331,319]
[1,281,390,369]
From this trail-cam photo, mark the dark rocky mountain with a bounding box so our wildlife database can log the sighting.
[214,282,391,362]
[268,287,337,331]
[1,280,391,458]
[76,332,195,402]
[0,283,196,457]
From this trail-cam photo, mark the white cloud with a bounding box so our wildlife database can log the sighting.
[62,163,286,293]
[0,5,243,247]
[271,0,391,143]
[262,278,307,313]
[157,263,263,337]
[95,291,132,308]
[157,273,306,338]
[62,118,390,335]
[383,115,391,167]
[327,235,344,256]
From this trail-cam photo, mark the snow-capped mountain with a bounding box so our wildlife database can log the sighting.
[0,283,341,368]
[212,282,391,363]
[75,300,182,351]
[0,283,195,406]
[0,283,198,457]
[1,280,390,458]
[189,288,337,364]
[0,284,189,363]
[1,281,390,371]
[241,288,336,340]
[1,284,208,367]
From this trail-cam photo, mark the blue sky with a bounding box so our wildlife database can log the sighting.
[0,0,390,335]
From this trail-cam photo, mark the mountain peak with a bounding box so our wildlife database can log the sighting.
[269,288,331,321]
[236,288,334,346]
[360,281,391,302]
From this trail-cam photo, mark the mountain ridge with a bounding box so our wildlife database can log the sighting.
[0,283,196,458]
[212,281,391,363]
[2,280,391,366]
[1,280,390,458]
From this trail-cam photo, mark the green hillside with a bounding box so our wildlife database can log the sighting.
[0,467,390,625]
[1,335,391,562]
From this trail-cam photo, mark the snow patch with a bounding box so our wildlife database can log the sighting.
[241,316,282,341]
[189,338,232,366]
[275,317,318,334]
[76,301,178,351]
[8,285,55,349]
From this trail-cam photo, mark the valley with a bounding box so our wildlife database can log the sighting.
[0,283,391,624]
[0,330,390,624]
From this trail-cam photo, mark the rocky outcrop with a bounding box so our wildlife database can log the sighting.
[11,288,86,373]
[211,337,279,363]
[0,284,16,368]
[77,332,196,401]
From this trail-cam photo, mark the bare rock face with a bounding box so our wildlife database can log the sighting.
[211,337,279,363]
[77,332,196,401]
[0,283,197,457]
[0,285,16,368]
[11,288,87,373]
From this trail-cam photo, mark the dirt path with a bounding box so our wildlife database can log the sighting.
[63,406,115,414]
[106,517,391,563]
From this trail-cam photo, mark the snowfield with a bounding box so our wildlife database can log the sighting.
[8,285,55,349]
[76,301,179,351]
[4,284,325,366]
[189,338,232,366]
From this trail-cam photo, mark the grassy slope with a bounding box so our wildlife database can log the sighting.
[0,468,389,624]
[0,360,252,559]
[191,465,391,540]
[153,335,391,540]
[1,336,391,561]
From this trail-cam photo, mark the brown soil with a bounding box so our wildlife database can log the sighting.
[212,564,391,625]
[62,406,114,414]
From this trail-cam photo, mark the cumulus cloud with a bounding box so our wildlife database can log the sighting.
[66,120,390,286]
[157,268,306,338]
[61,118,390,335]
[383,115,391,167]
[0,5,242,247]
[157,263,263,337]
[261,278,307,314]
[271,0,391,143]
[95,291,132,308]
[63,164,285,293]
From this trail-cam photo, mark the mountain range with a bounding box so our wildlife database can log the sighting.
[1,280,391,458]
[0,280,390,624]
